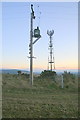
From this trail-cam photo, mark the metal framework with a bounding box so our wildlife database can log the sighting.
[47,30,55,71]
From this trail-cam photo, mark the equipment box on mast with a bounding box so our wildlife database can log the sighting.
[34,26,40,38]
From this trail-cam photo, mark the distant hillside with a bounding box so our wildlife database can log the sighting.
[0,69,78,75]
[55,69,78,75]
[0,69,29,74]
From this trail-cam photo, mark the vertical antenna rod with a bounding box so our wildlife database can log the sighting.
[47,30,55,71]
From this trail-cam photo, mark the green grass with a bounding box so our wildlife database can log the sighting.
[2,73,78,118]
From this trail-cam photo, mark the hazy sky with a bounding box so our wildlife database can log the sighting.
[2,2,78,71]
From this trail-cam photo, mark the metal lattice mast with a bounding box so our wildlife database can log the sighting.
[47,30,55,71]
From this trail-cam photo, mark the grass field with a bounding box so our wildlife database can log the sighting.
[2,73,78,118]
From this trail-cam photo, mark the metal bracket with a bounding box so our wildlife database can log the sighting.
[33,36,41,45]
[29,36,41,47]
[27,56,36,59]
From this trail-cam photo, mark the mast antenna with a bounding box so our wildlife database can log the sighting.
[47,30,55,71]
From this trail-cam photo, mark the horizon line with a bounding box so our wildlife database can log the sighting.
[1,68,78,70]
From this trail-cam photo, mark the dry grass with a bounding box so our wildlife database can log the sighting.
[2,73,78,118]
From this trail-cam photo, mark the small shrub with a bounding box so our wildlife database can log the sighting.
[66,85,69,88]
[17,71,21,75]
[40,70,56,80]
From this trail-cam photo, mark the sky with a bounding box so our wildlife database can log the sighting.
[1,2,78,72]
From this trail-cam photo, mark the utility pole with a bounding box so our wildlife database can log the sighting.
[47,57,49,70]
[29,4,41,85]
[29,4,35,85]
[47,30,55,71]
[61,75,64,88]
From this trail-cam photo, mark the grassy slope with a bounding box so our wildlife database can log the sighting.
[2,74,78,118]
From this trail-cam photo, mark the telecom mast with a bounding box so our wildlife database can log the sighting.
[29,4,41,85]
[47,30,55,71]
